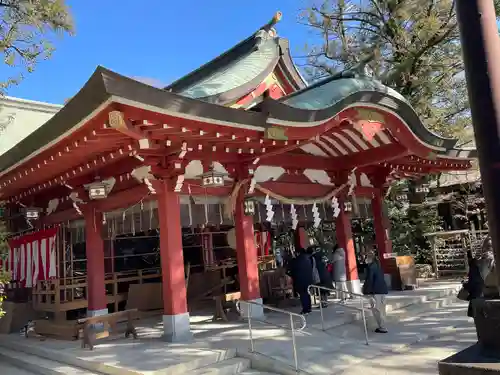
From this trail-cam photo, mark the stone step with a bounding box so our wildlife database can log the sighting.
[0,360,39,375]
[306,286,460,331]
[240,371,280,375]
[324,296,466,347]
[191,357,251,375]
[0,346,99,375]
[0,338,237,375]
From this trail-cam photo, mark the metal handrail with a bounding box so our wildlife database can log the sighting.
[308,284,369,345]
[236,299,306,371]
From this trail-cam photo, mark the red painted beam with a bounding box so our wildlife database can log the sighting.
[42,208,81,226]
[96,184,150,213]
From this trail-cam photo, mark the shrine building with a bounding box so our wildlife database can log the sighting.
[0,13,475,341]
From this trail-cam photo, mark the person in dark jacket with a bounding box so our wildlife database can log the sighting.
[308,246,332,308]
[465,250,484,318]
[290,248,314,314]
[362,250,389,333]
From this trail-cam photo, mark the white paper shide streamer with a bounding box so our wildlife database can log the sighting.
[265,195,274,222]
[347,168,357,196]
[332,197,340,218]
[290,204,298,230]
[312,203,321,228]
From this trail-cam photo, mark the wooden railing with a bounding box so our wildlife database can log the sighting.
[32,268,161,320]
[31,256,277,321]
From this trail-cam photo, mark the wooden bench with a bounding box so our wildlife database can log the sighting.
[213,292,241,322]
[77,309,138,350]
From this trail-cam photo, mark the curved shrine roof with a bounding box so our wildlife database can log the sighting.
[166,12,306,105]
[0,14,475,204]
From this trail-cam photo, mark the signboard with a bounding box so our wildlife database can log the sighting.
[264,126,288,141]
[383,252,397,259]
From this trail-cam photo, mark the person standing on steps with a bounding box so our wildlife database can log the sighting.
[308,246,332,308]
[332,244,348,303]
[290,247,313,315]
[362,249,389,333]
[464,250,484,318]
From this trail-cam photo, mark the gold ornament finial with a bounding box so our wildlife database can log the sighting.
[272,11,282,26]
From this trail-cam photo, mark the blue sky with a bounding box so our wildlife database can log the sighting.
[0,1,316,104]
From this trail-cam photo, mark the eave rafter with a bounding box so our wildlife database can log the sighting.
[4,144,137,203]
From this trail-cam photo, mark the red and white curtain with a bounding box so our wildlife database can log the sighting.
[4,228,58,287]
[254,231,271,257]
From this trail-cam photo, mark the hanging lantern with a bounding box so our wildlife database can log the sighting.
[395,186,410,203]
[344,201,353,212]
[25,207,40,220]
[88,182,108,200]
[199,164,226,188]
[415,183,430,194]
[395,193,409,202]
[243,198,255,216]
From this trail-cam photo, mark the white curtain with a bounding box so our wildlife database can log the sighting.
[13,248,19,280]
[48,235,57,278]
[32,240,39,286]
[40,238,47,280]
[7,247,12,273]
[25,242,32,288]
[20,244,25,281]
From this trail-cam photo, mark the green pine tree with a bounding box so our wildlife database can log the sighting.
[297,0,496,263]
[297,0,500,141]
[0,0,73,92]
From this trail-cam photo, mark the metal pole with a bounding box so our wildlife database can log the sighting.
[360,297,369,345]
[456,0,500,289]
[290,314,299,371]
[318,286,325,331]
[247,302,254,352]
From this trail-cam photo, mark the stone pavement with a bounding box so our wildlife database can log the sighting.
[0,280,470,375]
[0,361,37,375]
[336,325,477,375]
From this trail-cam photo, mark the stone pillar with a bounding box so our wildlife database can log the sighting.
[157,180,192,342]
[84,207,108,317]
[234,188,264,318]
[371,189,393,287]
[336,197,361,294]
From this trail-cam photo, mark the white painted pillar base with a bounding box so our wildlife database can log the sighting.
[162,312,192,342]
[87,308,108,317]
[87,308,108,329]
[239,298,264,319]
[346,279,362,295]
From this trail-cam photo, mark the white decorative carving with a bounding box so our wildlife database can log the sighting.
[253,166,285,182]
[359,173,373,187]
[46,198,59,215]
[303,169,334,185]
[0,112,15,134]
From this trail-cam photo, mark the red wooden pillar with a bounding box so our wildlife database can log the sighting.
[335,197,361,294]
[234,188,263,317]
[157,179,191,342]
[294,227,309,250]
[371,189,392,273]
[84,207,108,316]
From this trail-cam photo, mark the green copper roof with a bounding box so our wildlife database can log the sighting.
[178,37,279,100]
[282,77,408,110]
